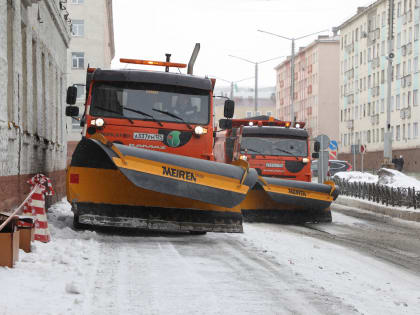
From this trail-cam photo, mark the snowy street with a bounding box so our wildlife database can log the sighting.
[1,199,420,315]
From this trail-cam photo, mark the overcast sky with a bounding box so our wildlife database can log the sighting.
[112,0,374,89]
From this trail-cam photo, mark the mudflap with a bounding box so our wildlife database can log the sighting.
[240,178,336,224]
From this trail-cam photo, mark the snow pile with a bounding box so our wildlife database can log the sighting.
[0,198,100,315]
[333,171,378,183]
[334,168,420,190]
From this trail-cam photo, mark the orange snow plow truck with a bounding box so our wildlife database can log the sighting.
[65,44,258,233]
[214,116,338,224]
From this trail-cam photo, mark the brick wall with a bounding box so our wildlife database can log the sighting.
[338,148,420,173]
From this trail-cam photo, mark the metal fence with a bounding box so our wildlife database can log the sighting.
[333,178,420,209]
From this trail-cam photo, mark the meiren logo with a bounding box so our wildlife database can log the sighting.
[162,166,197,182]
[166,130,181,147]
[288,188,307,197]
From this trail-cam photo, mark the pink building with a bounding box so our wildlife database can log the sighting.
[275,35,340,140]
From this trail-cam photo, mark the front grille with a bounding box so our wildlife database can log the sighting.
[285,160,305,173]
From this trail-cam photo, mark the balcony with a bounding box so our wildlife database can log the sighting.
[345,43,354,54]
[371,86,380,97]
[371,57,380,69]
[370,114,379,125]
[400,107,411,119]
[401,74,412,87]
[402,45,407,56]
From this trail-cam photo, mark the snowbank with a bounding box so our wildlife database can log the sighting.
[334,168,420,190]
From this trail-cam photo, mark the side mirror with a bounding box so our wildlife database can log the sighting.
[66,106,79,117]
[224,99,234,119]
[219,118,232,130]
[312,152,319,159]
[66,86,77,105]
[314,141,320,152]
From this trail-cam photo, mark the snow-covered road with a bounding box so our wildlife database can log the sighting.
[1,200,420,315]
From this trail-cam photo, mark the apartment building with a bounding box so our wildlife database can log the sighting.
[275,36,340,140]
[66,0,115,158]
[338,0,420,172]
[0,0,71,210]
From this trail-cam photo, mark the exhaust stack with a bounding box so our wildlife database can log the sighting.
[188,43,200,75]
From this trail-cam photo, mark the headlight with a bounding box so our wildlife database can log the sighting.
[194,126,207,135]
[95,118,105,127]
[240,155,248,161]
[248,122,254,126]
[295,123,300,128]
[91,118,105,127]
[302,158,309,164]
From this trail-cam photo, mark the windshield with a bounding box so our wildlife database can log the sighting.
[89,82,210,125]
[240,136,308,157]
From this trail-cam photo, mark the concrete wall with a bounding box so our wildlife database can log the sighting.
[0,0,71,210]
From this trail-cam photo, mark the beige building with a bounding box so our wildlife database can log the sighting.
[338,0,420,171]
[66,0,115,155]
[214,86,276,124]
[275,35,340,140]
[0,0,71,209]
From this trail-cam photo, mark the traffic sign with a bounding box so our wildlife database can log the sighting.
[329,140,338,151]
[360,144,366,154]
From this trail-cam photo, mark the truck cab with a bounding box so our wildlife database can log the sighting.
[214,116,312,182]
[66,57,233,161]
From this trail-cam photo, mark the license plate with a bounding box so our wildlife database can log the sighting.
[266,163,283,168]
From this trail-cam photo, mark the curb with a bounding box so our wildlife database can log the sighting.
[333,195,420,223]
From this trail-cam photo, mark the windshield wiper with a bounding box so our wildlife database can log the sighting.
[152,109,193,130]
[243,147,265,157]
[124,107,163,126]
[274,148,299,160]
[92,105,134,124]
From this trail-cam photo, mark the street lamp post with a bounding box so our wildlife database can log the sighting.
[258,29,329,123]
[211,76,254,99]
[228,54,284,115]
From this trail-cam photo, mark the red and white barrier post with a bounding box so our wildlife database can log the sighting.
[22,174,55,243]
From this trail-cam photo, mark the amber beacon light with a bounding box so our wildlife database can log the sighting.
[120,58,187,69]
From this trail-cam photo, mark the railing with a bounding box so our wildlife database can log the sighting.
[333,178,420,209]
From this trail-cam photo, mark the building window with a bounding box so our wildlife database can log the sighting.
[246,111,252,118]
[381,128,384,142]
[75,84,85,99]
[71,20,84,37]
[415,24,419,41]
[256,111,261,116]
[414,122,418,138]
[381,99,385,113]
[408,123,411,139]
[396,125,401,141]
[70,0,84,4]
[396,94,401,109]
[72,52,85,69]
[414,89,418,106]
[266,111,272,117]
[72,117,82,130]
